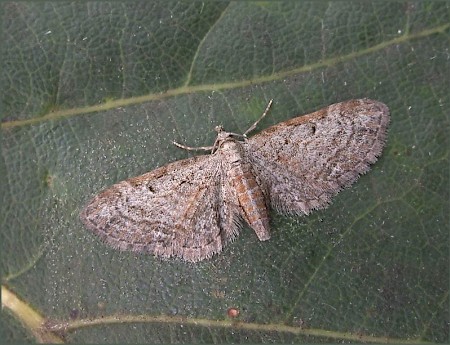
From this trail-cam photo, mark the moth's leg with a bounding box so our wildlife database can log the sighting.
[172,141,215,151]
[243,99,273,136]
[223,131,246,140]
[215,125,245,140]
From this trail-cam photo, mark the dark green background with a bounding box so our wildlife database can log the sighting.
[1,1,448,343]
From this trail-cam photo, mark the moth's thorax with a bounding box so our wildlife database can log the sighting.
[220,137,271,241]
[219,139,244,161]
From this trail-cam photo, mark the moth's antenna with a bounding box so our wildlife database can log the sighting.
[243,99,273,137]
[172,141,215,152]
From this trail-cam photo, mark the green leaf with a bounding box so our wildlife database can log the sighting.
[1,1,448,343]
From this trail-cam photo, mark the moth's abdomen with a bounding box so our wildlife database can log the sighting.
[233,169,270,241]
[223,141,270,241]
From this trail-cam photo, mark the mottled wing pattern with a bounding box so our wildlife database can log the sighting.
[244,99,390,214]
[81,155,240,262]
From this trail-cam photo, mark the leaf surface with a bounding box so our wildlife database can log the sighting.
[1,1,448,343]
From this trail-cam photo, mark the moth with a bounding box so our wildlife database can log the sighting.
[81,98,389,262]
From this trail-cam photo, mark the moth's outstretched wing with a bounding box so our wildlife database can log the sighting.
[245,99,390,215]
[81,155,240,262]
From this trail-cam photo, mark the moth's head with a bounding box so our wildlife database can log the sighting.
[212,126,243,153]
[214,125,224,133]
